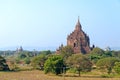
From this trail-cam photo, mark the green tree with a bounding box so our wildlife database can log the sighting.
[0,56,9,71]
[96,57,119,74]
[40,50,52,55]
[87,53,101,64]
[16,51,33,65]
[90,47,104,54]
[88,47,112,64]
[44,55,64,75]
[113,62,120,74]
[60,46,74,61]
[17,51,33,59]
[103,51,112,57]
[24,57,31,64]
[18,53,27,59]
[112,51,120,58]
[31,53,48,70]
[66,54,92,76]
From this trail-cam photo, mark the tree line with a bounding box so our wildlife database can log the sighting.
[1,46,120,77]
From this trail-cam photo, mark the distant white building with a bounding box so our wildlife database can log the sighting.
[105,46,111,51]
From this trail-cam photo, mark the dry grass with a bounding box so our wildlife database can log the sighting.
[0,70,120,80]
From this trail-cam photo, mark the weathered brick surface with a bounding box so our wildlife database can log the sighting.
[67,19,91,54]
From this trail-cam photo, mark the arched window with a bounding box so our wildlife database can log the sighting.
[74,43,76,47]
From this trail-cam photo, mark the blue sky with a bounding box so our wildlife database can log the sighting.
[0,0,120,50]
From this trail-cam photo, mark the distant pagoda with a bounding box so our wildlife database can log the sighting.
[16,46,23,53]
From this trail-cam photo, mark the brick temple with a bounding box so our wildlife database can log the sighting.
[57,17,91,54]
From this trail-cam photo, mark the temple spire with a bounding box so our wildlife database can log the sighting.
[78,16,80,23]
[75,16,82,31]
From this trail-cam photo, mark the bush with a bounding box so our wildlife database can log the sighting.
[113,62,120,74]
[0,56,9,71]
[101,74,114,78]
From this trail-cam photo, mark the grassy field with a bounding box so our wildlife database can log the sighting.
[0,70,120,80]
